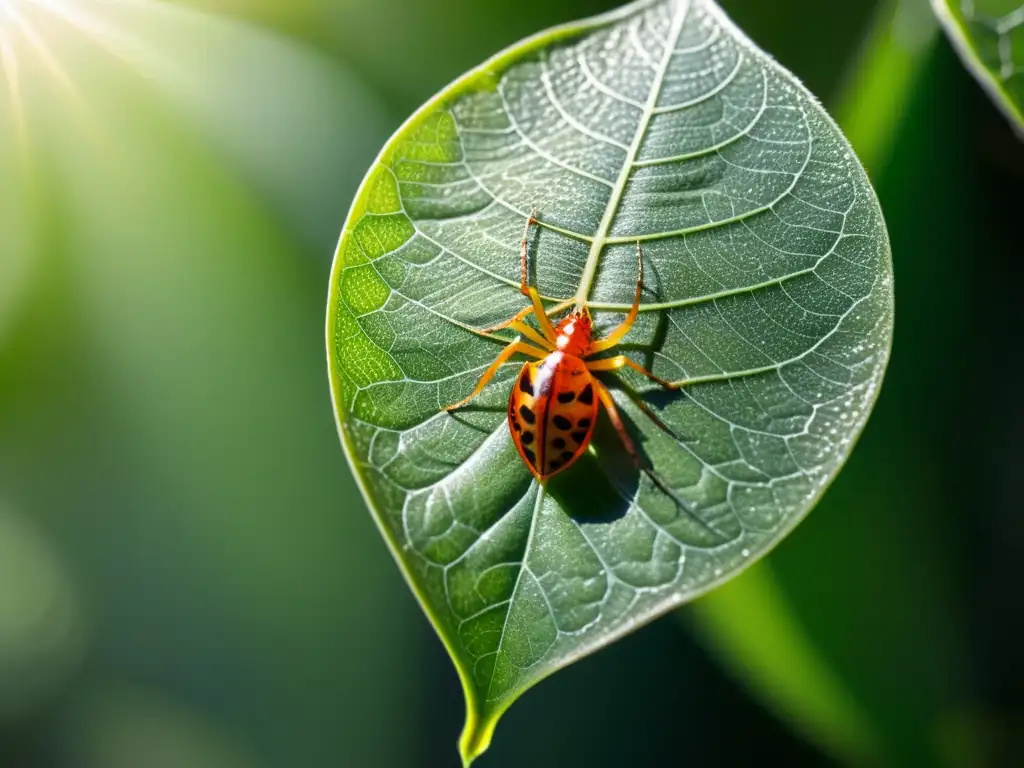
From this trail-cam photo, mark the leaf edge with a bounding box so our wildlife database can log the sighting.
[930,0,1024,137]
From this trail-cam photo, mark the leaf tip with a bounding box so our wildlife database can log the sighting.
[458,705,499,767]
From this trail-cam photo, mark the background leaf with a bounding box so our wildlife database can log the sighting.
[327,0,893,762]
[931,0,1024,135]
[688,562,881,765]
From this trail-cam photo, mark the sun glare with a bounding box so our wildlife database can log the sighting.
[0,0,157,152]
[0,1,28,157]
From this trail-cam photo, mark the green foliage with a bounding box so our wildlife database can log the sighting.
[327,0,893,761]
[932,0,1024,133]
[690,563,881,765]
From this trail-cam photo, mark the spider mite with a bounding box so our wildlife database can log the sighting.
[444,212,686,482]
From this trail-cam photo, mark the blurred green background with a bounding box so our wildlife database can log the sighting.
[1,0,1021,766]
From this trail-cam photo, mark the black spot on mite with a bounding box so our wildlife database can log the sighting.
[552,415,572,430]
[551,437,566,450]
[548,459,563,472]
[561,451,574,461]
[511,419,522,432]
[519,371,534,395]
[571,431,587,444]
[556,391,575,404]
[578,383,594,405]
[523,447,536,465]
[577,417,591,429]
[521,431,534,445]
[519,405,536,425]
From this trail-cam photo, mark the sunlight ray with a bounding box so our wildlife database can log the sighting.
[0,28,30,164]
[1,0,103,145]
[29,0,162,79]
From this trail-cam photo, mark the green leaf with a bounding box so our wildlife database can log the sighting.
[326,0,893,762]
[690,562,882,765]
[931,0,1024,135]
[836,0,939,173]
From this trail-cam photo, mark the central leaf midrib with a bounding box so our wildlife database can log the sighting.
[479,0,694,705]
[571,0,692,309]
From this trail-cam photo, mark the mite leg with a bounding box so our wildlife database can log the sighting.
[464,305,554,349]
[456,210,566,345]
[616,384,685,442]
[450,295,571,349]
[519,209,536,296]
[444,339,548,412]
[525,288,560,345]
[592,377,641,466]
[504,320,555,350]
[589,241,643,353]
[519,209,561,344]
[478,297,574,336]
[594,378,720,536]
[586,354,685,390]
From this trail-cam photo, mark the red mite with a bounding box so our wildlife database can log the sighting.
[445,214,682,482]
